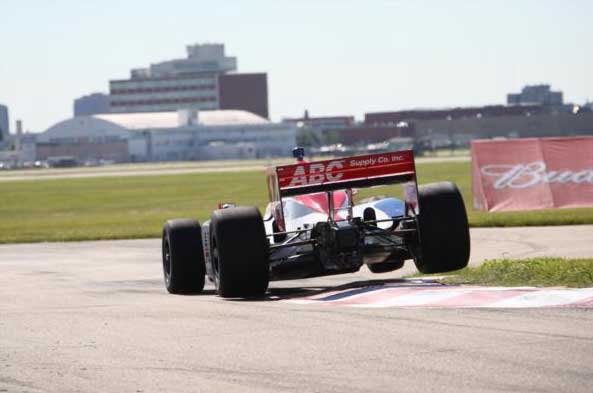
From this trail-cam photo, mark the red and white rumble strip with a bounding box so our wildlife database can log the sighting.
[283,280,593,309]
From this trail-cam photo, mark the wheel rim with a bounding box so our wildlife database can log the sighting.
[410,215,425,271]
[163,238,172,285]
[211,238,220,289]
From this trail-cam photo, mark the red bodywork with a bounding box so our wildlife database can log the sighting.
[293,192,349,220]
[267,150,418,231]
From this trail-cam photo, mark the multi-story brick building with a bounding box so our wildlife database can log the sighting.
[108,43,269,118]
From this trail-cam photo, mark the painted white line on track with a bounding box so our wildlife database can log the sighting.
[357,288,466,308]
[487,288,593,308]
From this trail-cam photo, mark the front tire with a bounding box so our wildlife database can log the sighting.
[162,219,206,294]
[210,207,269,298]
[412,182,470,274]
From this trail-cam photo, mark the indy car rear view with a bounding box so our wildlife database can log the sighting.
[161,148,470,298]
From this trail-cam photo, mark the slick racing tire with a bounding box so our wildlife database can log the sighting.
[210,207,269,298]
[412,182,470,274]
[162,219,206,294]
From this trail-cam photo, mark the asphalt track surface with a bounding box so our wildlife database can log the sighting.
[1,225,593,392]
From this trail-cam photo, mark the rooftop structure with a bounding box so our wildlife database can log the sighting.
[283,111,355,131]
[507,84,563,106]
[130,43,236,79]
[94,109,269,130]
[74,93,110,116]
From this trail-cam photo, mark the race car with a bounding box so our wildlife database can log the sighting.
[161,148,470,298]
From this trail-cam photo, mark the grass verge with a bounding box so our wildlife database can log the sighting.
[1,161,592,243]
[413,258,593,288]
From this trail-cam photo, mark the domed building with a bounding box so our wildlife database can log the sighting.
[35,109,296,163]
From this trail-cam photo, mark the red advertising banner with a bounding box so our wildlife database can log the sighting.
[472,136,593,212]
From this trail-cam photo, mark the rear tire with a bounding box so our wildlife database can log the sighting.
[162,219,206,294]
[210,207,269,298]
[413,182,470,274]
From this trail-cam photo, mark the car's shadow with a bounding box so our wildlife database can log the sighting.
[229,277,443,302]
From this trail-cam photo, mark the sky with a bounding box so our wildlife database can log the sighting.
[1,0,592,132]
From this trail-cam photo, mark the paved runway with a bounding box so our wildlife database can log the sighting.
[0,156,469,182]
[1,225,593,392]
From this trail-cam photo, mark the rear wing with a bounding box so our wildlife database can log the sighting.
[265,150,419,230]
[274,150,417,197]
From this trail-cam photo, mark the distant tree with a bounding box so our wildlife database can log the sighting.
[296,128,321,147]
[321,130,340,146]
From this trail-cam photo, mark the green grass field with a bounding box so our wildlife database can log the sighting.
[412,258,593,288]
[1,161,592,243]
